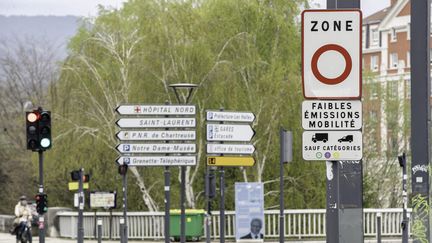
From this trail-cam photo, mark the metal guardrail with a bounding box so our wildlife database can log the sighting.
[57,208,412,240]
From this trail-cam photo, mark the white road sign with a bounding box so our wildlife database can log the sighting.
[207,144,255,154]
[206,111,255,123]
[302,10,362,99]
[116,118,195,128]
[116,156,197,166]
[302,100,362,130]
[302,130,362,161]
[116,143,196,154]
[206,124,254,142]
[116,130,196,141]
[90,192,116,209]
[116,105,195,115]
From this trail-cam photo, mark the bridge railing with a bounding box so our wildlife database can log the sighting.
[57,208,412,240]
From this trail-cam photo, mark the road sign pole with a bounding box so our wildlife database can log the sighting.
[325,1,362,243]
[399,153,409,243]
[219,167,225,243]
[411,0,431,241]
[164,167,170,243]
[169,83,198,243]
[78,168,84,243]
[122,170,128,243]
[205,166,211,243]
[279,129,292,243]
[38,150,45,243]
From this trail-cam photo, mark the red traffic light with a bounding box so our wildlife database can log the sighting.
[27,112,40,123]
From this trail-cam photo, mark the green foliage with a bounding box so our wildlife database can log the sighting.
[411,194,430,243]
[44,0,325,211]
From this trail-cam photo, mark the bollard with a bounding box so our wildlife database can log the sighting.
[97,218,103,243]
[376,213,382,243]
[120,218,125,243]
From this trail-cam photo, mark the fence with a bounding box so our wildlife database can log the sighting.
[57,208,411,240]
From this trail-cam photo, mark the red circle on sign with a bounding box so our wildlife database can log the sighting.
[311,44,352,85]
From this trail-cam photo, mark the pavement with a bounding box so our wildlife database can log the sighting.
[0,233,412,243]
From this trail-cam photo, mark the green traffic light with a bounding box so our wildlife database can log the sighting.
[40,138,51,148]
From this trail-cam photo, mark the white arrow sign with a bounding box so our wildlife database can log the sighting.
[207,144,255,154]
[116,156,196,166]
[206,111,255,123]
[116,143,196,154]
[116,118,196,128]
[206,124,254,142]
[116,131,196,141]
[116,105,196,115]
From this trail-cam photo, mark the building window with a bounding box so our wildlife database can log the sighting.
[370,55,379,71]
[391,28,397,42]
[371,29,379,46]
[407,51,410,67]
[390,53,398,69]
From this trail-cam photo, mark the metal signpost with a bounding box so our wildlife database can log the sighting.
[77,168,84,243]
[205,110,256,243]
[398,153,409,243]
[170,83,198,243]
[303,1,362,242]
[279,129,292,243]
[411,0,431,241]
[115,100,197,243]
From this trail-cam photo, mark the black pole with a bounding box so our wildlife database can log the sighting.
[97,218,102,243]
[77,168,84,243]
[279,129,292,243]
[164,101,171,243]
[38,150,45,243]
[325,1,362,243]
[109,208,113,240]
[164,166,171,243]
[411,0,431,242]
[205,167,211,243]
[219,167,225,243]
[399,153,409,243]
[123,172,128,243]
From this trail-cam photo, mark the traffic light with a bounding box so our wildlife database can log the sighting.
[26,111,40,151]
[38,111,51,150]
[398,153,406,168]
[35,193,48,214]
[118,164,128,175]
[71,170,90,182]
[25,108,52,151]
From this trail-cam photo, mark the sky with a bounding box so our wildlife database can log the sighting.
[0,0,128,16]
[311,0,390,17]
[0,0,390,17]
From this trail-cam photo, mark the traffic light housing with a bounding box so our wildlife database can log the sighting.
[398,153,406,168]
[71,170,90,182]
[25,108,52,151]
[35,193,48,214]
[118,164,128,175]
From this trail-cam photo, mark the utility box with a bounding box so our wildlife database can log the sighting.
[170,209,205,241]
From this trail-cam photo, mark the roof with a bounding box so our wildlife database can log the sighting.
[363,7,391,25]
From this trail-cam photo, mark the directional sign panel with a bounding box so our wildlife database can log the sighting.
[207,144,255,155]
[116,143,196,154]
[206,111,255,123]
[302,100,362,130]
[116,130,196,141]
[206,124,254,142]
[207,156,255,167]
[68,182,89,191]
[116,105,196,115]
[302,130,362,161]
[116,156,196,166]
[116,118,195,128]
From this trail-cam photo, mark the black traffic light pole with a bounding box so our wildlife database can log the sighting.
[77,168,84,243]
[38,150,45,243]
[398,153,409,243]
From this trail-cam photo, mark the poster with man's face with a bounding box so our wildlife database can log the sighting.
[235,182,265,240]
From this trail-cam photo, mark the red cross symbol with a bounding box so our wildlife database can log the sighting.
[134,106,141,113]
